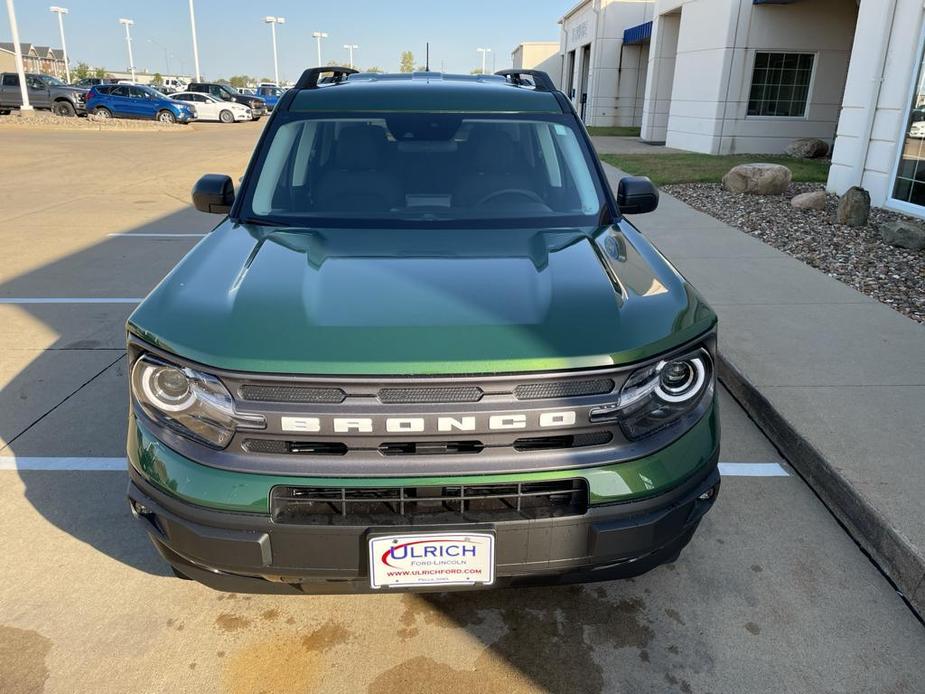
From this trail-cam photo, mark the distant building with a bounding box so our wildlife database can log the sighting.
[0,43,67,78]
[558,0,655,126]
[511,42,562,88]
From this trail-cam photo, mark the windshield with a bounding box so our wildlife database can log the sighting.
[259,87,283,97]
[241,114,606,228]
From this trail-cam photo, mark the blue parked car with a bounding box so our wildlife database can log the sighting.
[256,86,284,111]
[85,84,196,124]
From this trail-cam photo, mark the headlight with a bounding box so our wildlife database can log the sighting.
[131,354,264,448]
[590,347,713,440]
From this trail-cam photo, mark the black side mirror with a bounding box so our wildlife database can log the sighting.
[192,174,234,214]
[617,176,659,215]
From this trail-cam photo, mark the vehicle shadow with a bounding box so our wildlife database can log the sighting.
[1,207,214,577]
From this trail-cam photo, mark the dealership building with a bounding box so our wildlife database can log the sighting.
[551,0,925,217]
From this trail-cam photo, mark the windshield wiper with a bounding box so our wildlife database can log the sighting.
[236,215,292,228]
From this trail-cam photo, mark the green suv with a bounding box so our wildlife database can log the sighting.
[126,68,719,593]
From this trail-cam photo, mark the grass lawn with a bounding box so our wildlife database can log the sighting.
[587,126,641,137]
[599,152,830,186]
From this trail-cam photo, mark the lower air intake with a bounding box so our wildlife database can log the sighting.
[270,479,588,526]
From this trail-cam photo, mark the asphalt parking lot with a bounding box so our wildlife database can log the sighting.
[1,121,923,694]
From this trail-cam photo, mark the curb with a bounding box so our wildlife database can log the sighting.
[717,354,925,620]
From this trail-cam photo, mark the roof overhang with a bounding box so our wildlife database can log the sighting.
[623,21,653,46]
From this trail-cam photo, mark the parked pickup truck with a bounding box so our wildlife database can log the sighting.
[0,72,88,116]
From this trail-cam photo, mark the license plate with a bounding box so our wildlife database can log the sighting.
[368,532,495,589]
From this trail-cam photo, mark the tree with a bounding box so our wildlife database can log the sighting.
[228,75,252,88]
[365,66,384,73]
[73,62,91,81]
[93,66,107,79]
[399,51,414,73]
[151,72,163,85]
[470,68,484,75]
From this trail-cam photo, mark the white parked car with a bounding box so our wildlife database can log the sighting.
[170,92,251,123]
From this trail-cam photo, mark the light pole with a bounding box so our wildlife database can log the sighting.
[188,0,201,81]
[343,44,357,69]
[4,0,31,111]
[264,17,285,85]
[119,18,136,82]
[312,31,327,67]
[49,6,70,83]
[477,47,491,75]
[147,38,172,77]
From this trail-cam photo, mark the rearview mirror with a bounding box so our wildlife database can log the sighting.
[192,174,234,214]
[617,176,659,215]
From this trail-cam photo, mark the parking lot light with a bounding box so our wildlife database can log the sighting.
[49,6,70,84]
[343,44,358,69]
[5,0,31,111]
[312,31,327,67]
[476,47,491,75]
[119,18,136,82]
[265,16,285,86]
[188,0,201,82]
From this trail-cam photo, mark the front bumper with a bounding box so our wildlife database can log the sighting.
[127,449,720,594]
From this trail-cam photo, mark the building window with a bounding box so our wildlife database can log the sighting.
[892,41,925,208]
[747,52,814,117]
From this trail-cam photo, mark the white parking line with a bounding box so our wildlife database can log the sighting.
[0,457,127,471]
[718,462,789,477]
[1,457,790,476]
[107,233,206,238]
[0,298,143,304]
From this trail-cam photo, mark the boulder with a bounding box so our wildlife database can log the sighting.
[785,138,829,159]
[722,163,792,195]
[791,190,827,210]
[879,220,925,250]
[836,186,870,227]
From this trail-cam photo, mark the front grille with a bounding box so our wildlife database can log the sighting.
[243,439,348,456]
[270,479,588,525]
[239,385,346,403]
[514,379,614,400]
[513,431,613,451]
[378,386,483,404]
[378,440,484,456]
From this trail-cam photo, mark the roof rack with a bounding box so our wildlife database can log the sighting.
[494,69,555,92]
[294,66,358,90]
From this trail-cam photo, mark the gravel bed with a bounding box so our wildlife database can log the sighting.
[662,182,925,323]
[0,111,189,131]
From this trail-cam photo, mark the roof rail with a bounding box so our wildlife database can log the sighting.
[494,69,555,91]
[294,66,358,90]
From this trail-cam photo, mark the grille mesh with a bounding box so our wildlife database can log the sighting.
[378,386,483,403]
[239,385,346,403]
[514,379,614,400]
[271,479,588,525]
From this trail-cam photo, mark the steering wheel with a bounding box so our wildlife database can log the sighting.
[475,188,546,207]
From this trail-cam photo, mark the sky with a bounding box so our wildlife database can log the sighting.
[5,0,567,80]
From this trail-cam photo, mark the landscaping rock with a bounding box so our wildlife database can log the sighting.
[786,138,829,159]
[791,190,827,210]
[722,163,792,195]
[879,220,925,250]
[836,186,870,227]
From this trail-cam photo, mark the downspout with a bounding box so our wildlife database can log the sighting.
[853,0,898,187]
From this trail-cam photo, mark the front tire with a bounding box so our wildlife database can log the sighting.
[93,106,112,119]
[53,100,76,117]
[219,109,234,124]
[156,110,177,124]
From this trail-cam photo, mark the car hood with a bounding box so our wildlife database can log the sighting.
[128,222,715,375]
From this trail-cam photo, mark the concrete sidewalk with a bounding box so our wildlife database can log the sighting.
[602,162,925,618]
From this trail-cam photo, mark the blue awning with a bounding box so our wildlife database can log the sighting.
[623,21,652,46]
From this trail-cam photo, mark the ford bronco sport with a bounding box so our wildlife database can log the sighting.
[126,68,720,593]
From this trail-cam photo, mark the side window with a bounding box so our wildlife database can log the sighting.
[27,77,44,89]
[2,74,18,87]
[112,86,128,97]
[209,86,223,98]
